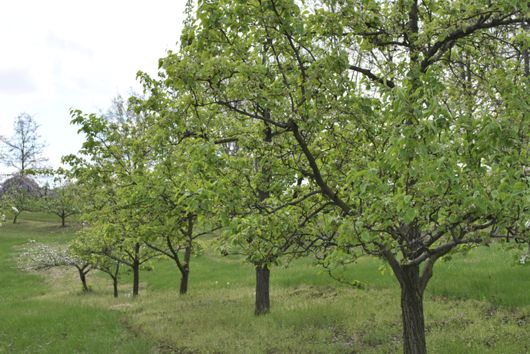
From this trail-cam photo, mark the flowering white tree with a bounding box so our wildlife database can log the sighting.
[18,240,92,291]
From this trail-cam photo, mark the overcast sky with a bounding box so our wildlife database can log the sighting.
[0,0,187,173]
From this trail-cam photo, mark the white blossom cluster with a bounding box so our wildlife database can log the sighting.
[17,240,84,271]
[519,254,529,265]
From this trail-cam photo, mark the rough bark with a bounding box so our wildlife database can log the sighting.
[385,250,430,354]
[180,268,190,295]
[399,264,427,354]
[255,264,270,315]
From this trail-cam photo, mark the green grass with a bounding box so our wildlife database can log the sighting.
[0,214,153,354]
[4,209,79,225]
[2,212,530,353]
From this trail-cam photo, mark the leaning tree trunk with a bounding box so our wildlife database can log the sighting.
[13,213,19,224]
[255,264,270,315]
[77,267,89,292]
[399,264,427,354]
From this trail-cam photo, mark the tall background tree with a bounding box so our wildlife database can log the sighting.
[0,113,47,175]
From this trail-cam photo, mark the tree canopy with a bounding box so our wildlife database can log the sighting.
[59,1,529,353]
[140,1,529,352]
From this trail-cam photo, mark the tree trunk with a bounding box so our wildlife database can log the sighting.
[78,268,89,292]
[179,243,192,295]
[131,242,140,297]
[13,213,19,224]
[399,264,426,354]
[61,213,66,227]
[180,268,189,295]
[112,262,120,297]
[255,264,270,315]
[132,261,139,297]
[253,123,272,316]
[113,277,119,298]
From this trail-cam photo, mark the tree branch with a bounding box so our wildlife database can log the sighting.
[289,120,352,215]
[421,16,526,71]
[349,65,395,88]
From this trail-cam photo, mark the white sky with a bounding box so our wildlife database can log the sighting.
[0,0,187,173]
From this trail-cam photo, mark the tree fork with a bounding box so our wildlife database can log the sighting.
[77,268,89,292]
[385,250,431,354]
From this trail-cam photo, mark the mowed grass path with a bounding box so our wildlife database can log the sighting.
[1,213,529,353]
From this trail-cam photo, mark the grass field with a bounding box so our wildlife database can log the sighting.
[1,213,529,353]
